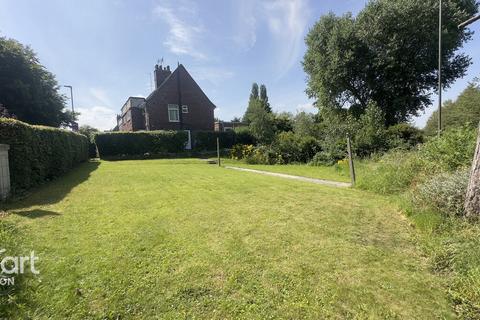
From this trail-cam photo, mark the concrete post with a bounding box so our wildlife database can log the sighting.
[0,144,10,200]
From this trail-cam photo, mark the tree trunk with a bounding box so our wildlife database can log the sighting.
[465,122,480,217]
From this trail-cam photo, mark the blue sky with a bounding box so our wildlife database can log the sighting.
[0,0,479,130]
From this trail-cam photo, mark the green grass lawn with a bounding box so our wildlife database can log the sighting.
[222,159,352,182]
[1,159,454,319]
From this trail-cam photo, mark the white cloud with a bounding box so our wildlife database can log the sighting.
[153,1,207,60]
[189,66,234,86]
[89,88,112,106]
[263,0,310,78]
[296,102,315,113]
[232,0,257,51]
[77,105,117,131]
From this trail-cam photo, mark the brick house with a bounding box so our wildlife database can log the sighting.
[117,64,216,148]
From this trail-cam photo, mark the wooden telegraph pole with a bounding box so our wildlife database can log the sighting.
[459,14,480,216]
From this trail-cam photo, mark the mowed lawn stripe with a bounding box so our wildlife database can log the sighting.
[5,159,452,319]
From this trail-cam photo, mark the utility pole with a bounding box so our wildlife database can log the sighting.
[63,85,74,113]
[458,13,480,217]
[438,0,442,137]
[63,85,78,131]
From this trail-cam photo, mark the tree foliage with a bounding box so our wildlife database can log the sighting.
[78,125,100,141]
[248,100,275,144]
[243,82,271,123]
[303,0,478,125]
[0,36,76,127]
[293,112,318,138]
[273,112,294,133]
[259,84,271,113]
[424,80,480,135]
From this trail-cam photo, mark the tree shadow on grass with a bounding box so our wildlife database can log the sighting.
[2,160,100,211]
[12,209,61,219]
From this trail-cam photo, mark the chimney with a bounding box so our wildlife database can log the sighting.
[154,64,172,89]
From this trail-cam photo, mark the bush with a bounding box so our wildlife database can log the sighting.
[95,131,188,158]
[411,168,470,217]
[357,126,477,195]
[230,144,255,161]
[386,123,424,149]
[192,131,235,151]
[418,126,476,172]
[0,118,89,194]
[78,125,99,158]
[309,151,338,166]
[244,145,279,165]
[234,127,256,145]
[273,132,320,163]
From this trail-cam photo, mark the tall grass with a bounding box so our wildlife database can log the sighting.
[356,126,480,319]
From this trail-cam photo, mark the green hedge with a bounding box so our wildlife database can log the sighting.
[0,118,89,194]
[94,131,188,157]
[193,130,256,151]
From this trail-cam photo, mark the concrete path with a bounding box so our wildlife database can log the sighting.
[225,166,352,188]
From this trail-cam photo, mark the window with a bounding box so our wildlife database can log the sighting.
[182,105,189,113]
[168,104,179,122]
[125,111,131,122]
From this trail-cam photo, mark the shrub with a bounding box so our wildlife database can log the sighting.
[230,144,255,160]
[309,151,337,166]
[386,123,424,149]
[273,132,321,163]
[411,168,470,217]
[418,126,476,172]
[357,126,477,195]
[245,145,278,165]
[95,131,187,157]
[234,127,256,145]
[192,131,235,151]
[0,118,89,194]
[79,125,99,158]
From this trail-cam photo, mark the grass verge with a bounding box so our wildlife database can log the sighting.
[0,159,454,319]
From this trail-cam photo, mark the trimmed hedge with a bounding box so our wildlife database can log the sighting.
[0,118,89,193]
[193,130,256,151]
[94,130,188,157]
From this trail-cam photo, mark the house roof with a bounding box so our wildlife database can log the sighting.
[146,64,216,109]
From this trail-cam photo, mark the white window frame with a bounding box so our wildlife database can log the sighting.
[182,105,189,113]
[168,104,179,122]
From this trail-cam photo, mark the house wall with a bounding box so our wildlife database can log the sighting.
[119,107,145,132]
[146,66,214,131]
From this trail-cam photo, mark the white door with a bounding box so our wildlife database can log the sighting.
[185,130,192,150]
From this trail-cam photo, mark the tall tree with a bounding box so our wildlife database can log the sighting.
[243,83,259,123]
[293,112,317,137]
[249,100,275,144]
[0,36,76,127]
[259,84,271,112]
[244,82,272,122]
[424,81,480,135]
[303,0,478,125]
[250,83,259,101]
